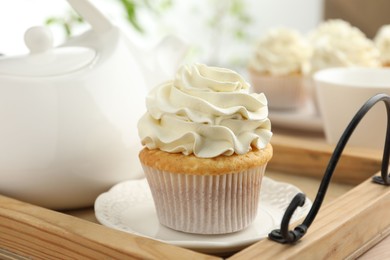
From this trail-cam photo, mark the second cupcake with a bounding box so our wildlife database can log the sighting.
[248,27,312,110]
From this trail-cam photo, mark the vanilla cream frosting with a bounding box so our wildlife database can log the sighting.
[374,25,390,65]
[249,28,312,75]
[138,63,272,158]
[309,19,380,73]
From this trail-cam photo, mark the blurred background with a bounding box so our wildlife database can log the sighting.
[0,0,389,68]
[0,0,322,68]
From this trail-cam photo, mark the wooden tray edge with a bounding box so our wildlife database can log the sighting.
[229,174,390,259]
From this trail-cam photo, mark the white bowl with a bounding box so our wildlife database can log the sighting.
[314,67,390,149]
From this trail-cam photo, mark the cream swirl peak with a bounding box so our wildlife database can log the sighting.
[138,63,272,158]
[249,27,312,76]
[174,63,249,92]
[375,25,390,65]
[309,19,380,73]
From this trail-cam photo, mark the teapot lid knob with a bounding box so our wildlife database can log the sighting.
[24,26,54,54]
[0,25,96,77]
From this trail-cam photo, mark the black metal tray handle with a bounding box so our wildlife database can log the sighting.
[269,93,390,244]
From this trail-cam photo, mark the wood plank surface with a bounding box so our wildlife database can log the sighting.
[266,171,354,205]
[358,232,390,259]
[0,132,388,259]
[0,195,217,260]
[269,133,383,185]
[228,174,390,260]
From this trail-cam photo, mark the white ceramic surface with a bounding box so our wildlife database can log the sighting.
[0,0,186,209]
[314,67,390,149]
[94,177,312,255]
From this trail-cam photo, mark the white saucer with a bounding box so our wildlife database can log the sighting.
[94,177,312,255]
[269,97,323,133]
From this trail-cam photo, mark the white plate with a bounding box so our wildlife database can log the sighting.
[269,97,323,133]
[94,177,312,255]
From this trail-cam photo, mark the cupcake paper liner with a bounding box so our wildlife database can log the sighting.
[249,72,305,110]
[141,165,267,234]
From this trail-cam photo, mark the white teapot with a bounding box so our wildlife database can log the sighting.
[0,0,186,209]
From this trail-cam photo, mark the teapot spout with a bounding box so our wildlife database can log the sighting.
[67,0,113,34]
[68,0,188,89]
[154,35,189,81]
[142,35,188,89]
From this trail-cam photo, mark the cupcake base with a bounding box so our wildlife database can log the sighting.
[139,145,273,235]
[142,165,266,234]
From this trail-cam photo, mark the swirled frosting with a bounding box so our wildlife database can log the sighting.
[249,27,312,75]
[138,63,272,158]
[374,25,390,65]
[309,19,380,73]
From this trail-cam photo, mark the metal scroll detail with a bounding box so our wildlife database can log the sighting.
[268,93,390,244]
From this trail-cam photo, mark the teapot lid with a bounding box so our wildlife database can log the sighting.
[0,26,96,77]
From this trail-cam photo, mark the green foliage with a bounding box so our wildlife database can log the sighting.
[45,11,84,37]
[119,0,143,33]
[45,0,174,38]
[206,0,252,41]
[229,0,252,41]
[45,0,250,41]
[118,0,174,32]
[230,0,251,24]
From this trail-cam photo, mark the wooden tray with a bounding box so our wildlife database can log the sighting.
[0,132,388,259]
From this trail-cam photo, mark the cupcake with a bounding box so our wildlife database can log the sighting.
[308,19,380,72]
[374,24,390,67]
[248,27,312,110]
[307,19,380,111]
[138,63,273,234]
